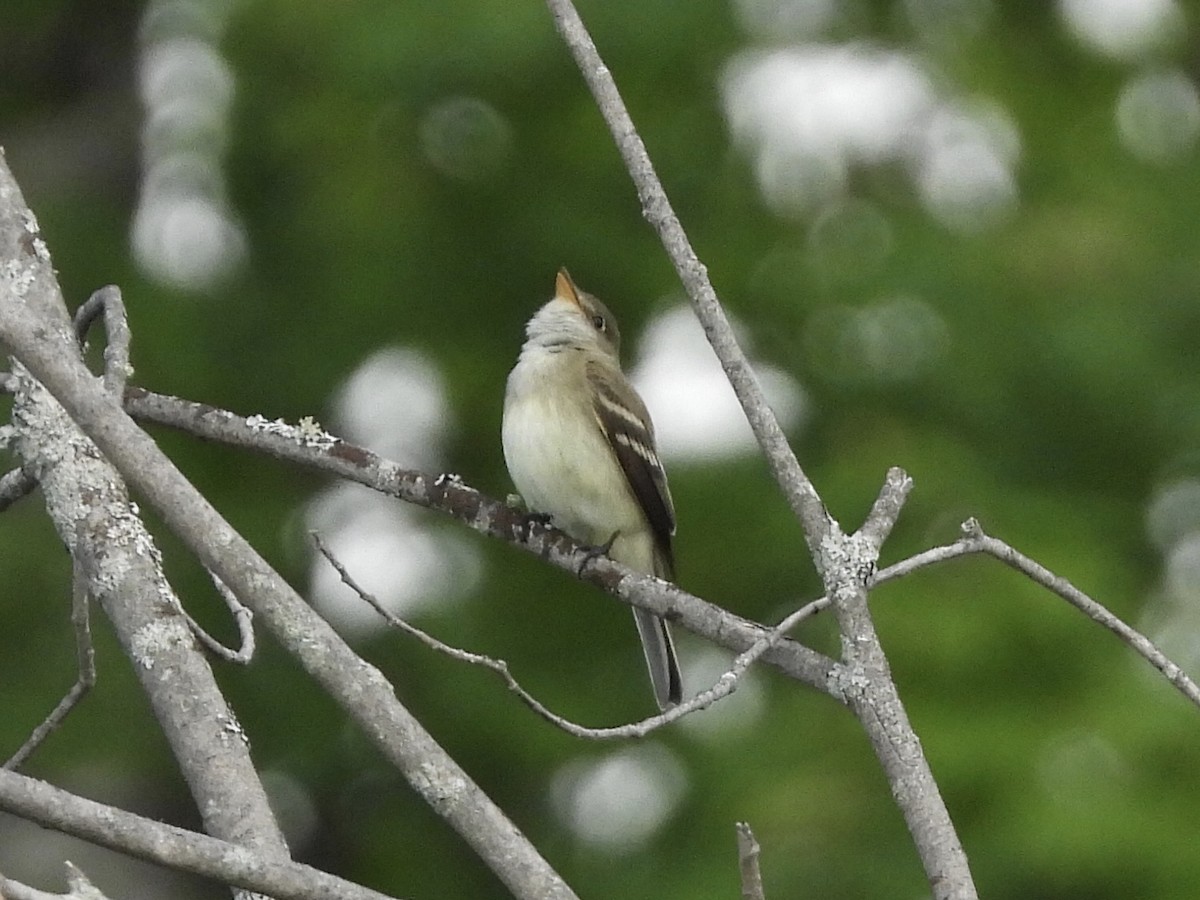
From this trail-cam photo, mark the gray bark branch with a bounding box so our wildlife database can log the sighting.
[0,769,401,900]
[126,386,839,691]
[0,151,291,891]
[541,4,979,897]
[0,153,578,900]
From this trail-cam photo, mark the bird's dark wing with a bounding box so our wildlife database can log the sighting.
[586,360,676,578]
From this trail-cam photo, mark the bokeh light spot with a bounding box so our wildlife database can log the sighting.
[331,346,450,467]
[806,197,894,283]
[419,96,514,183]
[551,745,687,852]
[1116,69,1200,164]
[1145,478,1200,554]
[1058,0,1184,61]
[733,0,842,42]
[804,296,949,385]
[305,346,481,636]
[633,305,808,463]
[134,3,245,291]
[721,45,1020,230]
[305,484,482,637]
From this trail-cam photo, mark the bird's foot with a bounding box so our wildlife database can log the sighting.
[576,530,619,577]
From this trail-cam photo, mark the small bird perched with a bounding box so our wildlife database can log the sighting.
[502,269,683,710]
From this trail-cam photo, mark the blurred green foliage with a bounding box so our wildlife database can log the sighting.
[4,1,1200,898]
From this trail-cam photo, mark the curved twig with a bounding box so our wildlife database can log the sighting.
[317,525,834,738]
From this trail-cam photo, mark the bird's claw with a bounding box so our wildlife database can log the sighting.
[576,530,619,577]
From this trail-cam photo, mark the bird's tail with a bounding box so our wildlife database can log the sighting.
[632,607,682,711]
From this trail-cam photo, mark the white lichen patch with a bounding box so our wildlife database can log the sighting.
[129,618,190,669]
[21,208,50,262]
[2,258,37,298]
[247,413,337,448]
[296,415,337,448]
[215,710,249,745]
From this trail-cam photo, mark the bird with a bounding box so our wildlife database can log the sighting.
[502,269,683,710]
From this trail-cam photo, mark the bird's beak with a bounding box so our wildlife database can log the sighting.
[555,268,582,309]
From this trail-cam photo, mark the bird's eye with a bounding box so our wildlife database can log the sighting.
[591,314,606,332]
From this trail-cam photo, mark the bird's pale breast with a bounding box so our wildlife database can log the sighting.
[503,356,646,551]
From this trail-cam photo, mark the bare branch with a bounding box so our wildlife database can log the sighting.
[873,540,979,584]
[960,519,1200,709]
[525,18,980,889]
[0,769,403,900]
[128,387,839,692]
[867,522,1200,710]
[318,527,835,738]
[0,236,579,900]
[542,0,832,556]
[0,875,74,900]
[0,466,37,512]
[72,286,131,397]
[0,159,290,882]
[4,552,96,770]
[858,467,914,552]
[820,499,975,897]
[736,822,766,900]
[180,572,256,665]
[0,863,111,900]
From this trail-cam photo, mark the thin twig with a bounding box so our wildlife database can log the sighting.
[873,540,979,584]
[0,466,37,513]
[0,396,38,512]
[960,518,1200,709]
[865,520,1200,709]
[4,550,97,770]
[736,822,766,900]
[73,285,132,397]
[0,875,67,900]
[857,467,914,551]
[0,863,111,900]
[314,532,831,739]
[178,571,256,664]
[786,520,1200,712]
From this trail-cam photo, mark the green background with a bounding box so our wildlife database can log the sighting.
[4,1,1200,898]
